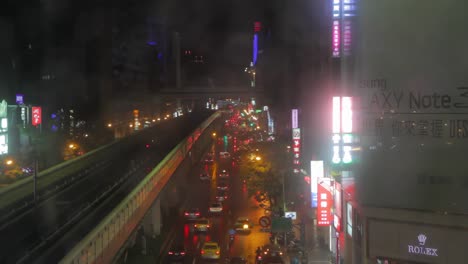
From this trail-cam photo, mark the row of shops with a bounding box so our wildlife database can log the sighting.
[311,173,468,264]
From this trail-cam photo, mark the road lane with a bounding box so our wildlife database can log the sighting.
[164,126,287,264]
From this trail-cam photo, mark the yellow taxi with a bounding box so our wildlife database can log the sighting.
[201,242,221,259]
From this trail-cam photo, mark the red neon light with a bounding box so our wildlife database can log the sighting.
[32,107,42,126]
[254,22,262,32]
[317,183,332,226]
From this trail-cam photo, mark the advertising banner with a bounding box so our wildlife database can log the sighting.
[310,160,323,208]
[32,107,42,126]
[355,0,468,213]
[317,182,332,226]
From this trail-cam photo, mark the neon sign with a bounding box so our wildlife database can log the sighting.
[331,97,354,164]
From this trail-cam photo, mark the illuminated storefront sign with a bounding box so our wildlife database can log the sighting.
[407,234,439,257]
[317,182,332,226]
[310,160,323,208]
[292,109,298,129]
[0,118,7,154]
[331,0,355,57]
[331,97,355,164]
[16,94,24,105]
[254,21,262,33]
[0,100,8,154]
[333,181,342,231]
[253,34,258,65]
[343,20,352,56]
[292,128,301,173]
[333,0,341,18]
[332,20,340,58]
[347,202,353,236]
[32,107,42,126]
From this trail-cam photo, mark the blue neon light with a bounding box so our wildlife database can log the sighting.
[253,34,258,65]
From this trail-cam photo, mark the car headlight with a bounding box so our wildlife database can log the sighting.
[243,224,249,229]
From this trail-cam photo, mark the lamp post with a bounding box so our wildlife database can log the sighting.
[33,149,38,203]
[282,172,286,214]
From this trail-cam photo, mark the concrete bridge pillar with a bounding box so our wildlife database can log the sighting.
[142,197,161,237]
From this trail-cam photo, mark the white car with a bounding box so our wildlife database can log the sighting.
[219,152,231,159]
[216,190,228,202]
[209,202,223,213]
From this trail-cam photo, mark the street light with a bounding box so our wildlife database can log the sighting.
[107,123,112,128]
[255,156,262,161]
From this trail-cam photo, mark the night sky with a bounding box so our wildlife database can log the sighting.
[0,0,321,117]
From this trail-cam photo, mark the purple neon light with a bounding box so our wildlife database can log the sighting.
[253,34,258,65]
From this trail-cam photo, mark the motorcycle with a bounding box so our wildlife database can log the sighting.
[229,234,235,244]
[255,253,263,264]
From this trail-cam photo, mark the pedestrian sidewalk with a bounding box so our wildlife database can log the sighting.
[295,202,332,264]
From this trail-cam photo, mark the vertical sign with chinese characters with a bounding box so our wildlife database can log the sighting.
[310,160,324,208]
[292,109,298,129]
[332,0,341,58]
[32,107,42,126]
[292,128,301,174]
[317,182,332,226]
[332,97,355,165]
[332,20,341,58]
[342,0,356,56]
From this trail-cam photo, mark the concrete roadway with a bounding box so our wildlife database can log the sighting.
[159,129,282,264]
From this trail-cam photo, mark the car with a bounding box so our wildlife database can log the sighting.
[219,151,231,159]
[194,218,211,232]
[262,255,284,264]
[209,202,223,213]
[204,153,214,163]
[167,244,186,262]
[216,181,229,190]
[229,256,247,264]
[183,208,201,220]
[218,169,229,178]
[200,172,210,181]
[216,190,228,201]
[234,217,252,232]
[262,244,284,257]
[200,242,221,259]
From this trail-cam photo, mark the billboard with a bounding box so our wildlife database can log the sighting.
[16,94,24,105]
[355,0,468,213]
[32,107,42,126]
[317,181,332,226]
[310,160,324,208]
[331,97,355,165]
[0,117,7,154]
[292,109,298,129]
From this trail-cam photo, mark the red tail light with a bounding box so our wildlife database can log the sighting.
[194,224,197,227]
[168,251,173,255]
[195,212,200,216]
[216,251,220,255]
[181,252,186,255]
[201,250,205,254]
[184,212,189,216]
[207,224,210,228]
